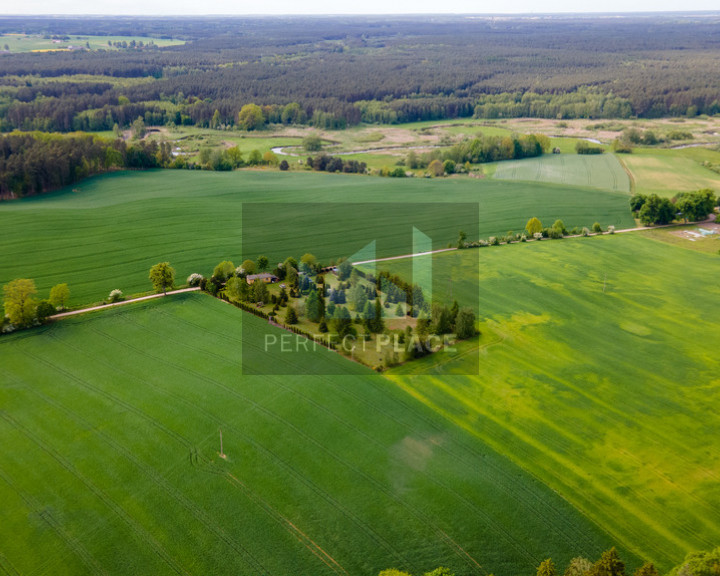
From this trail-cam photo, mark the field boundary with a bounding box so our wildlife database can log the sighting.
[49,287,200,320]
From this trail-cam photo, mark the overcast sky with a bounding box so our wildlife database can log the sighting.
[2,0,717,15]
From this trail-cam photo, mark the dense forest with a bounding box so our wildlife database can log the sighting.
[0,132,169,198]
[2,14,720,132]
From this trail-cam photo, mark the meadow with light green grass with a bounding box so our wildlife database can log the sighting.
[0,170,634,307]
[620,148,720,197]
[382,233,720,570]
[0,33,183,52]
[0,291,622,576]
[492,154,630,193]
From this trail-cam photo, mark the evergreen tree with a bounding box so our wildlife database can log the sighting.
[306,288,322,322]
[372,298,385,333]
[449,300,459,325]
[331,306,354,338]
[285,305,298,324]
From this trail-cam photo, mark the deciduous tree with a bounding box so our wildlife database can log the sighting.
[538,559,557,576]
[149,262,175,294]
[455,307,476,339]
[526,217,543,236]
[49,283,70,309]
[3,279,38,327]
[238,103,265,131]
[214,260,236,280]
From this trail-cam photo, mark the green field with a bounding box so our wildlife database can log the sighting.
[493,154,630,193]
[0,33,183,52]
[621,148,720,198]
[382,233,720,569]
[0,170,635,308]
[0,292,621,575]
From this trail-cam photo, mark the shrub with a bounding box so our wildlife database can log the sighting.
[576,140,604,154]
[533,232,543,240]
[582,227,591,237]
[552,219,568,235]
[187,273,204,287]
[279,159,289,171]
[428,159,444,177]
[108,289,124,303]
[548,227,564,239]
[490,236,500,246]
[608,225,615,234]
[592,222,603,233]
[667,130,693,141]
[36,300,56,321]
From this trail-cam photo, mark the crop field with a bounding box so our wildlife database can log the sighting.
[0,292,622,575]
[0,33,183,52]
[0,170,634,307]
[383,233,720,570]
[621,148,720,198]
[492,154,630,193]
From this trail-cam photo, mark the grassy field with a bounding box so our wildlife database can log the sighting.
[0,292,622,576]
[382,233,720,570]
[637,224,720,254]
[620,148,720,197]
[0,33,183,52]
[0,170,634,307]
[492,154,630,193]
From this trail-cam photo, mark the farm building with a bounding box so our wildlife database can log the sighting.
[246,273,279,285]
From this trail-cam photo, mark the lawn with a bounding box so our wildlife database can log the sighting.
[492,154,630,193]
[620,148,720,198]
[0,170,634,307]
[383,233,720,571]
[0,292,621,576]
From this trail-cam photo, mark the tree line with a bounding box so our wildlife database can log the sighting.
[377,544,720,576]
[0,131,170,198]
[630,189,717,226]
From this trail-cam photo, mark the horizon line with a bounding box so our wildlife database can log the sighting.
[1,10,720,17]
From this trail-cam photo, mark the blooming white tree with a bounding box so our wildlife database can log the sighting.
[108,289,123,303]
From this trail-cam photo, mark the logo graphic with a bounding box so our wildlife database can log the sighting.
[241,202,480,375]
